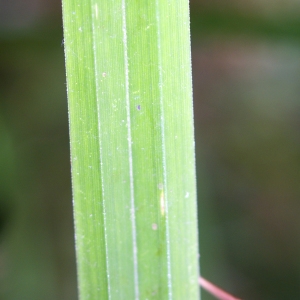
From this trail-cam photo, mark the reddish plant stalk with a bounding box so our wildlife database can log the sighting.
[199,277,242,300]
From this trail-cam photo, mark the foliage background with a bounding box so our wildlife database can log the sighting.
[0,0,300,299]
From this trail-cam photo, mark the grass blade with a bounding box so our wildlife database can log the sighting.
[62,1,199,299]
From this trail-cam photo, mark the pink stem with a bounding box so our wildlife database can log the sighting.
[199,277,242,300]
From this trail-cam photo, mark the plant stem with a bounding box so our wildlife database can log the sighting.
[199,277,242,300]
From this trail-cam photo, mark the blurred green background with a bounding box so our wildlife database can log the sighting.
[0,0,300,299]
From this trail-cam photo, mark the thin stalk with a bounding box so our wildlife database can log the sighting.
[199,277,242,300]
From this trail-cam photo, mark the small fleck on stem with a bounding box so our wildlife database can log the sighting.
[199,277,242,300]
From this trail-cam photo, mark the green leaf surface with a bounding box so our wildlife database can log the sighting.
[62,1,199,299]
